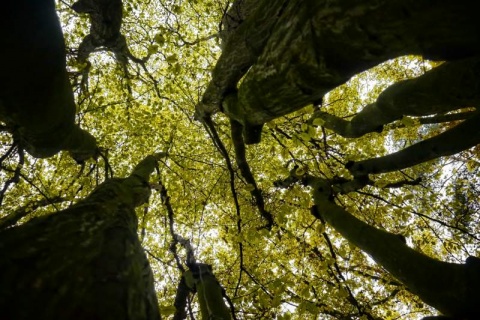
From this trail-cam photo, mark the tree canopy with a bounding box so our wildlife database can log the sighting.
[1,0,480,319]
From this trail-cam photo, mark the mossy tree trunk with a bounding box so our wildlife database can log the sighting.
[0,155,162,320]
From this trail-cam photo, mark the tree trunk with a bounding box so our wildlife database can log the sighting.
[195,0,286,118]
[218,0,480,134]
[0,156,162,320]
[184,264,232,320]
[306,176,480,319]
[0,0,97,160]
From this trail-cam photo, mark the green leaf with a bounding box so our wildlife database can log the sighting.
[312,117,325,126]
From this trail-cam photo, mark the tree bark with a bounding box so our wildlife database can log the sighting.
[347,111,480,176]
[220,0,480,136]
[184,264,231,320]
[195,0,287,118]
[0,155,162,320]
[0,0,97,159]
[305,176,480,319]
[314,56,480,138]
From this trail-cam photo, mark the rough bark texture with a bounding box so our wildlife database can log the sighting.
[305,176,480,319]
[72,0,132,65]
[0,0,97,159]
[195,0,287,118]
[314,56,480,138]
[232,0,480,125]
[219,0,257,45]
[0,156,161,320]
[184,264,231,320]
[204,0,480,143]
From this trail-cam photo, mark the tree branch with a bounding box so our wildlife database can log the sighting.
[230,119,274,228]
[348,111,480,176]
[313,57,480,138]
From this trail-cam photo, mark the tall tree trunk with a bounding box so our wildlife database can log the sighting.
[210,0,480,142]
[0,155,162,320]
[0,0,97,160]
[183,264,232,320]
[305,176,480,319]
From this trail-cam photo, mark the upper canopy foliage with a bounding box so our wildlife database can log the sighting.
[1,0,480,319]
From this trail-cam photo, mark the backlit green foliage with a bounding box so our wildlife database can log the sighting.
[1,1,478,319]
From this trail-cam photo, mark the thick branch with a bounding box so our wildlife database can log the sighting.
[195,0,287,118]
[314,57,480,137]
[225,0,480,134]
[348,111,480,176]
[417,111,476,124]
[304,175,479,318]
[230,119,273,228]
[1,0,97,159]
